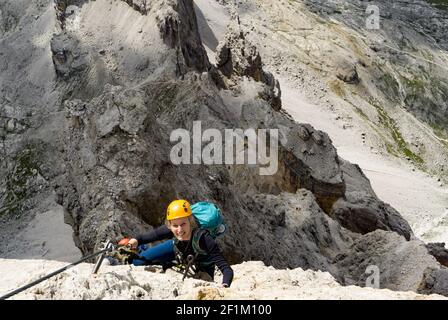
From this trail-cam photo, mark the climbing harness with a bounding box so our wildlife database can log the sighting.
[182,254,198,281]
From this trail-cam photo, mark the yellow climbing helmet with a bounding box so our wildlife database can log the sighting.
[166,200,192,221]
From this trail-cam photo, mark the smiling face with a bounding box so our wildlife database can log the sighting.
[168,216,193,241]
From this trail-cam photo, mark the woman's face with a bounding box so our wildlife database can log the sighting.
[169,217,192,241]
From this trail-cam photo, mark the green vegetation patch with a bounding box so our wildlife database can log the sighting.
[0,146,40,218]
[401,75,426,95]
[368,97,425,167]
[425,0,448,10]
[354,106,369,121]
[378,72,401,102]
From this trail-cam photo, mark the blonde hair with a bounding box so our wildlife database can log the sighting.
[165,215,198,229]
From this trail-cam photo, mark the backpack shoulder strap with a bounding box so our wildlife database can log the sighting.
[191,228,208,256]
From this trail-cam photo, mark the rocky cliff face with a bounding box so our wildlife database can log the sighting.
[306,0,448,169]
[227,0,448,179]
[1,0,448,298]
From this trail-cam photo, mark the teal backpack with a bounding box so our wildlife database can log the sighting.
[191,202,226,239]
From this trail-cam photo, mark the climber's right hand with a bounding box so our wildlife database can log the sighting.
[128,238,138,249]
